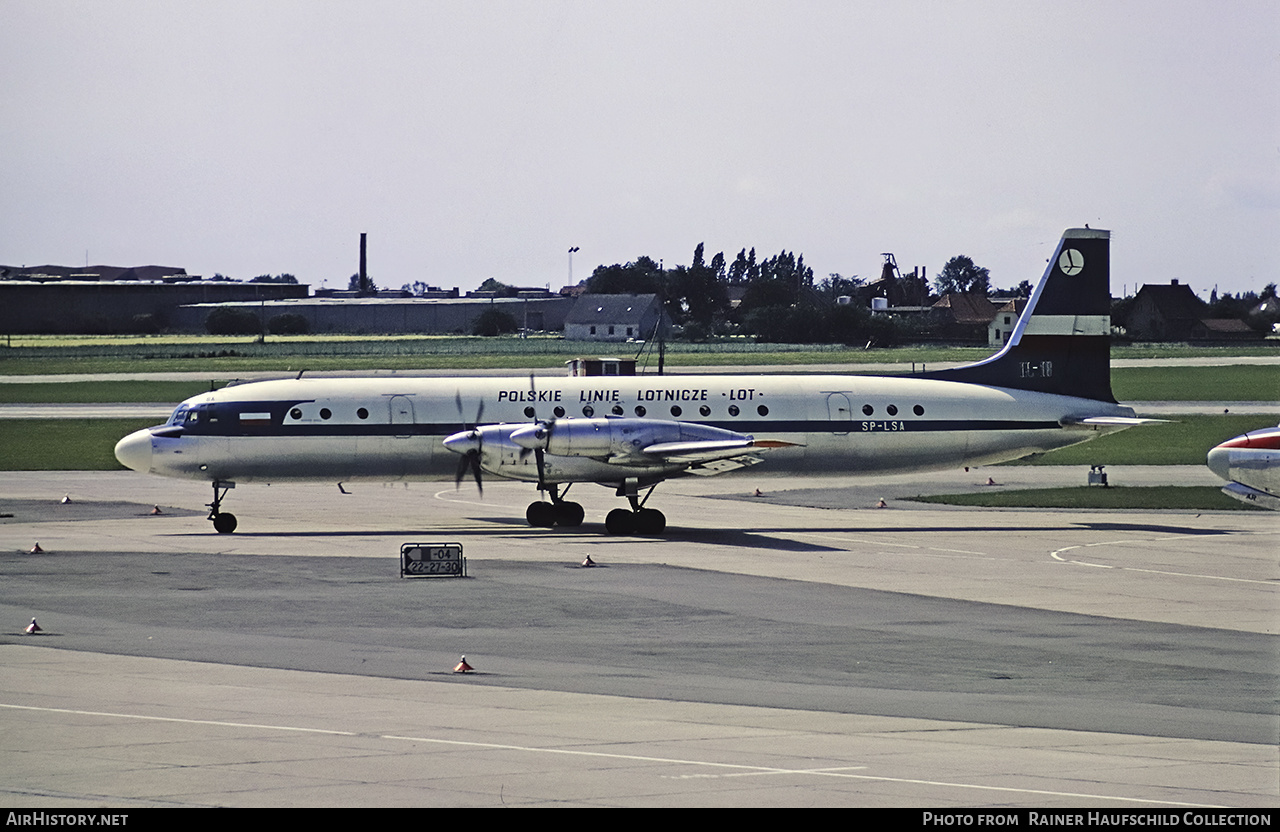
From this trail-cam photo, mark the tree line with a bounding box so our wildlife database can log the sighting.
[579,243,1008,345]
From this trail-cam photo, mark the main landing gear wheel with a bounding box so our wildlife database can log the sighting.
[526,500,585,528]
[556,501,585,527]
[635,508,665,535]
[604,507,665,536]
[605,508,635,535]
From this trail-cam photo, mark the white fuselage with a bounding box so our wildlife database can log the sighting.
[118,373,1137,485]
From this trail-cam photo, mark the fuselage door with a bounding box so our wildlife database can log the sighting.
[826,392,852,435]
[389,395,415,438]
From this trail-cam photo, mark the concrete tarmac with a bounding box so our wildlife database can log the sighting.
[1,469,1276,808]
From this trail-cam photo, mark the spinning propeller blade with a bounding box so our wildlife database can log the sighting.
[451,392,487,494]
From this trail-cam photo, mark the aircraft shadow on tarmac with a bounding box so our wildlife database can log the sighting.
[161,516,1232,552]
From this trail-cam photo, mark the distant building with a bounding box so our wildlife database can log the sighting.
[0,264,192,282]
[1189,318,1262,341]
[1123,281,1262,342]
[171,295,573,335]
[564,294,666,342]
[1125,281,1206,340]
[989,298,1028,346]
[0,270,306,334]
[930,293,997,342]
[566,357,637,377]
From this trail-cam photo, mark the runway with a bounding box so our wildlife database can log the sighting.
[1,469,1276,807]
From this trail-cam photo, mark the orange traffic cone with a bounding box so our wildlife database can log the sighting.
[453,655,474,674]
[29,542,43,553]
[150,505,163,515]
[581,555,595,567]
[986,477,998,486]
[25,618,41,634]
[876,498,888,508]
[60,495,72,504]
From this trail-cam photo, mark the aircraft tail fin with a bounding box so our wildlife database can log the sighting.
[919,227,1116,403]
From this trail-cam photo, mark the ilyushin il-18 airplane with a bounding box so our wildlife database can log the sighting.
[1207,426,1280,511]
[116,227,1152,535]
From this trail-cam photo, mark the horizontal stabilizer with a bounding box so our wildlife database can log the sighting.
[1060,416,1170,429]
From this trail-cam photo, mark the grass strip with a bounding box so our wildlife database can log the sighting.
[904,486,1262,511]
[0,381,222,404]
[0,419,157,470]
[1024,414,1277,466]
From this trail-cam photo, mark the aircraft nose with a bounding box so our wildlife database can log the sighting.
[114,429,153,473]
[1206,445,1231,483]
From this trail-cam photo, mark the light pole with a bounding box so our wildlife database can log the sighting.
[568,246,580,286]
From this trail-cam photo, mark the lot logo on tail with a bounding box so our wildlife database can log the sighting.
[1058,248,1084,276]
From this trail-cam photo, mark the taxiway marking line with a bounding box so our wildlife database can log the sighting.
[0,702,357,736]
[432,488,523,509]
[797,531,992,558]
[0,701,1219,806]
[1051,539,1280,586]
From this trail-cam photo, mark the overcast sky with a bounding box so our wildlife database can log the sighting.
[2,1,1276,298]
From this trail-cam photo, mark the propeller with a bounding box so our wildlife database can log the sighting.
[521,374,551,489]
[454,443,483,495]
[448,392,486,494]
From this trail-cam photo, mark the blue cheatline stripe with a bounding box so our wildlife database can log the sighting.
[161,418,1064,439]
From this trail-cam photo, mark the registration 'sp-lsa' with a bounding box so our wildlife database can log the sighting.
[116,227,1152,535]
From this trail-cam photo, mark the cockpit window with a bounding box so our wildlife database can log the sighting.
[167,404,190,426]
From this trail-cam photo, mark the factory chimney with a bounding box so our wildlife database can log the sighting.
[359,233,368,295]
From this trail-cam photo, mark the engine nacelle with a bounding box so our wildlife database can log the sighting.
[510,418,749,460]
[442,424,526,456]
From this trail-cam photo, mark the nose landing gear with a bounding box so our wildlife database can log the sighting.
[207,481,237,534]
